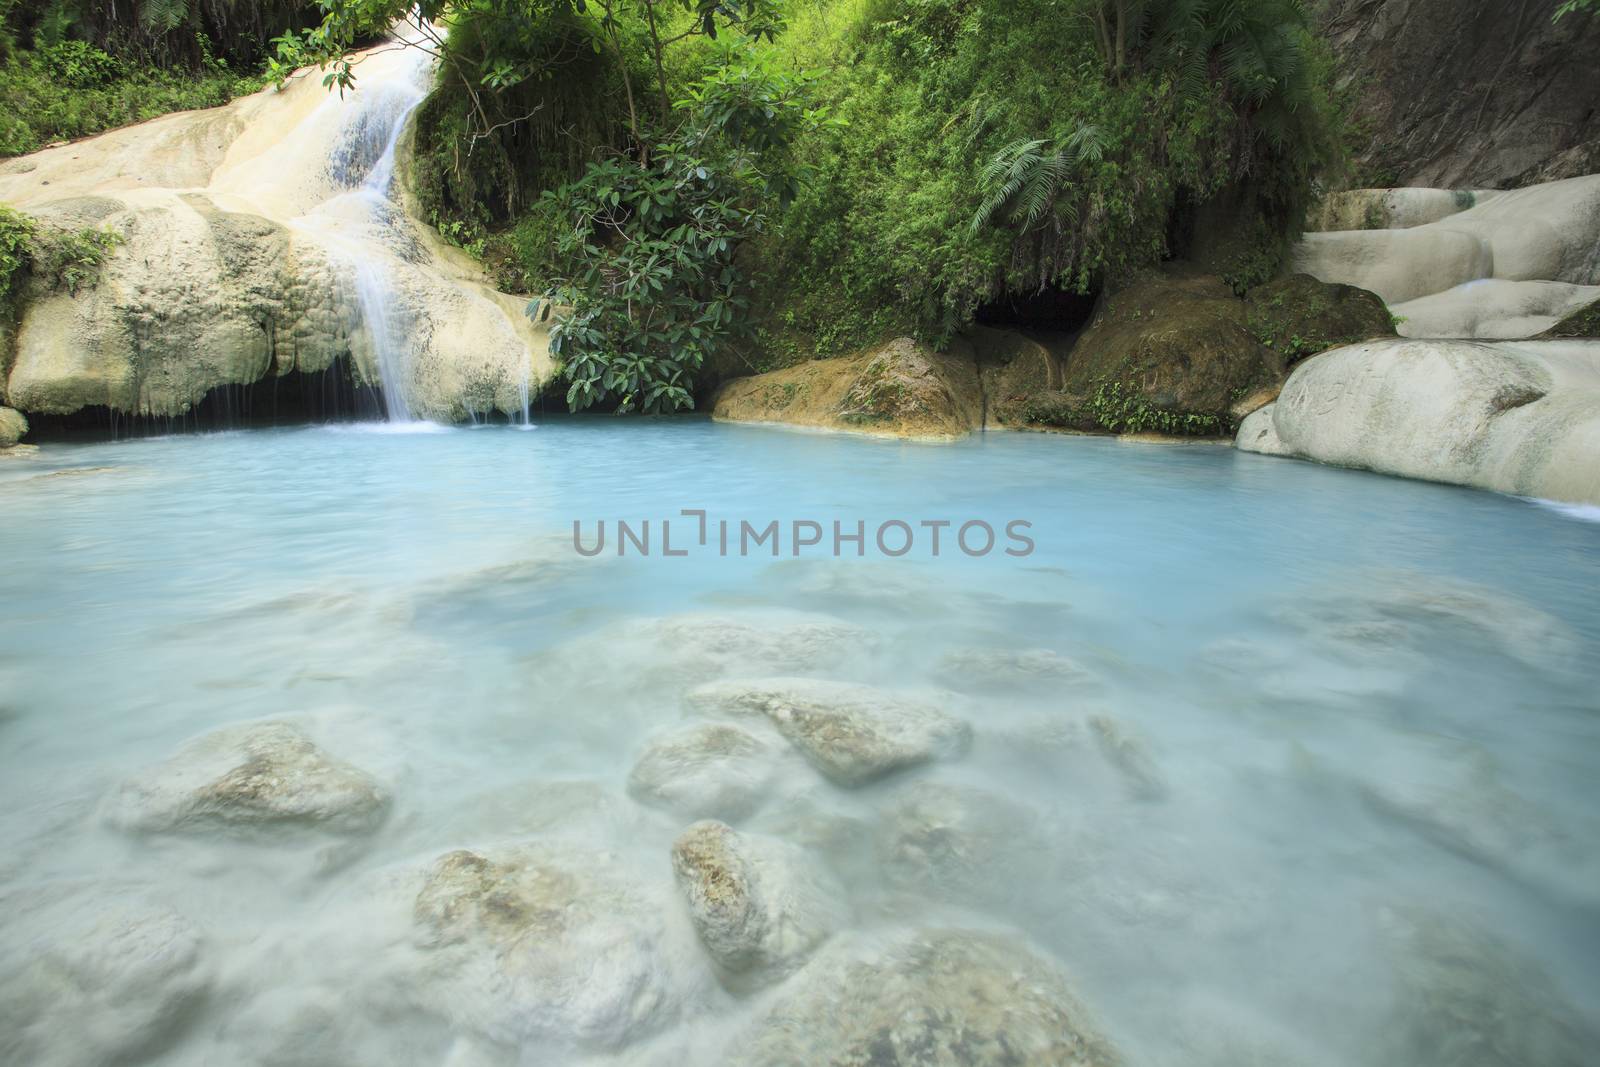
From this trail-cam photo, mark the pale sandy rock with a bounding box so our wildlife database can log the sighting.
[1394,280,1600,340]
[670,820,845,988]
[409,844,690,1049]
[1307,188,1493,232]
[686,677,971,786]
[628,723,778,822]
[1291,227,1492,305]
[1235,338,1600,507]
[730,928,1123,1066]
[102,719,389,834]
[0,886,209,1067]
[936,646,1095,691]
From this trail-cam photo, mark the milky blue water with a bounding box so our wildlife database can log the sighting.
[2,420,1598,1065]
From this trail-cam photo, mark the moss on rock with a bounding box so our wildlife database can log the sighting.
[1536,297,1600,339]
[1246,273,1395,363]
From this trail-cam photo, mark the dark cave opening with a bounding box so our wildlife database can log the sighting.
[973,284,1099,333]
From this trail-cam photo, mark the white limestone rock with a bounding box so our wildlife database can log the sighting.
[1393,280,1600,340]
[1235,338,1600,507]
[670,820,845,988]
[686,677,971,786]
[102,719,390,834]
[729,928,1123,1067]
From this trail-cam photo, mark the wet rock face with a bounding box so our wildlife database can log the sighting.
[670,820,843,987]
[731,929,1123,1067]
[687,677,971,786]
[627,723,778,822]
[1244,274,1395,364]
[0,887,209,1067]
[102,720,389,834]
[410,845,685,1049]
[1319,0,1600,188]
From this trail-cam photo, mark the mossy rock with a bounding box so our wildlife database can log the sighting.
[1536,297,1600,339]
[1245,273,1395,364]
[1054,264,1283,433]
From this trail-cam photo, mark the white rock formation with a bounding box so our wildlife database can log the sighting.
[1236,338,1600,506]
[0,36,551,421]
[729,928,1123,1066]
[669,819,845,987]
[1393,280,1600,340]
[686,677,971,786]
[0,886,209,1067]
[102,719,390,834]
[1306,187,1499,232]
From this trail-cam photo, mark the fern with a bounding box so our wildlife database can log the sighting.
[140,0,192,35]
[970,126,1106,235]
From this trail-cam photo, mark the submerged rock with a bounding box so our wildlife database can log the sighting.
[935,646,1095,691]
[1377,908,1594,1067]
[410,844,688,1049]
[670,820,845,988]
[1236,337,1600,506]
[877,781,1045,906]
[0,886,209,1067]
[628,723,778,822]
[103,720,389,834]
[729,928,1122,1066]
[687,677,970,786]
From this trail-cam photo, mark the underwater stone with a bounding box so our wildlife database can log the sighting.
[730,928,1123,1067]
[627,723,777,822]
[686,677,971,786]
[102,720,389,834]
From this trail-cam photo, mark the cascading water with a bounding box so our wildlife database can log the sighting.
[317,46,434,423]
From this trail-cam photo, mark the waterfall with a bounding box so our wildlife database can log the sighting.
[322,47,433,422]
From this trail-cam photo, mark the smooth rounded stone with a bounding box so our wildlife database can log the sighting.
[627,723,778,822]
[1394,280,1600,340]
[1291,227,1491,304]
[686,677,971,787]
[1306,188,1492,232]
[0,406,26,447]
[102,719,390,834]
[729,928,1123,1067]
[876,781,1045,905]
[935,646,1095,691]
[1236,338,1600,507]
[670,820,846,988]
[410,844,694,1049]
[0,886,209,1067]
[1375,907,1595,1067]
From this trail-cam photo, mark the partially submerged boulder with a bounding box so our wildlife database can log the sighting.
[712,336,985,439]
[1245,273,1394,362]
[1236,338,1600,506]
[102,720,390,834]
[410,844,688,1049]
[0,886,209,1067]
[729,928,1123,1067]
[686,677,971,786]
[670,820,844,988]
[0,406,25,448]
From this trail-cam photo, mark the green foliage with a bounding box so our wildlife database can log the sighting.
[28,221,125,294]
[1083,378,1223,436]
[1554,0,1597,19]
[535,47,826,413]
[0,204,35,313]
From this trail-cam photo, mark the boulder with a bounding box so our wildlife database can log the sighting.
[0,406,25,447]
[877,781,1045,905]
[410,844,689,1049]
[102,720,390,834]
[1306,188,1490,232]
[1394,280,1600,340]
[1376,908,1594,1067]
[686,677,971,786]
[1236,338,1600,507]
[627,723,778,822]
[670,820,844,987]
[1245,273,1394,362]
[729,929,1123,1067]
[1291,228,1492,305]
[1036,265,1283,433]
[712,336,985,439]
[0,886,209,1067]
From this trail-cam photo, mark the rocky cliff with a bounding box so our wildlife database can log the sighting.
[1321,0,1600,188]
